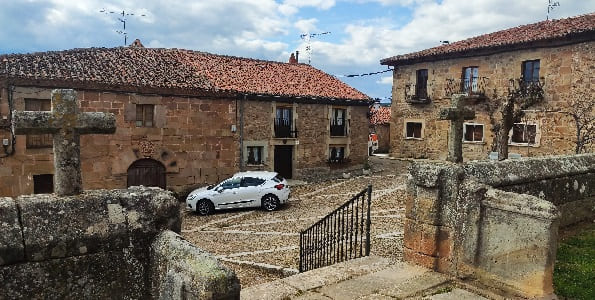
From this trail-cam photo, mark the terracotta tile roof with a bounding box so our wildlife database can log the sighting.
[381,13,595,66]
[370,106,391,125]
[0,47,370,101]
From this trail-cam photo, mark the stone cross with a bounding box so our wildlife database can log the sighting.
[12,89,116,196]
[439,94,475,163]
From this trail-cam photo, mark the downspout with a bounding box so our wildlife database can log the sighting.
[239,94,246,171]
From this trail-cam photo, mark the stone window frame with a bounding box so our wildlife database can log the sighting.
[24,98,53,148]
[509,121,541,147]
[244,141,268,166]
[403,119,425,140]
[135,104,155,127]
[463,122,485,143]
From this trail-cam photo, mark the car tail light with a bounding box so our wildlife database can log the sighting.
[274,184,285,190]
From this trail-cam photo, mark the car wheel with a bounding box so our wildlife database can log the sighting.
[197,199,214,216]
[262,194,279,212]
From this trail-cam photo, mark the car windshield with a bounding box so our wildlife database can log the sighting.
[272,174,284,183]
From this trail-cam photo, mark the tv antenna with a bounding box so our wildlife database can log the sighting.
[547,0,560,20]
[300,32,330,65]
[100,9,146,46]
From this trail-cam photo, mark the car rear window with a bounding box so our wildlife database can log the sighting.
[272,174,284,183]
[242,177,266,187]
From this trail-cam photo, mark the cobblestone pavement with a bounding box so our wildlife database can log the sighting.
[181,172,409,287]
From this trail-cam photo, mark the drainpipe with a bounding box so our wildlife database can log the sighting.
[239,94,246,171]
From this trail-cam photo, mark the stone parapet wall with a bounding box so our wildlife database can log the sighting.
[0,187,239,299]
[404,153,595,298]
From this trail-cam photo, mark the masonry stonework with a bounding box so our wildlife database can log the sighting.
[389,41,594,160]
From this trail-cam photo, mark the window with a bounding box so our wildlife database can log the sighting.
[136,104,154,127]
[462,67,479,93]
[329,146,345,163]
[415,69,428,99]
[275,107,294,138]
[463,123,484,142]
[405,122,423,139]
[25,99,52,148]
[331,108,347,136]
[220,177,241,190]
[241,177,265,187]
[522,60,540,83]
[510,122,538,145]
[247,146,263,165]
[33,174,53,194]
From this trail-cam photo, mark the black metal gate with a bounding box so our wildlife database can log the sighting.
[299,185,372,272]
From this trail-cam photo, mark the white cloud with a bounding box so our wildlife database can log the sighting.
[376,76,393,85]
[294,18,319,34]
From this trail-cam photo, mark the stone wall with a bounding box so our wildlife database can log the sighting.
[0,87,369,197]
[390,41,594,160]
[0,187,240,299]
[404,153,595,298]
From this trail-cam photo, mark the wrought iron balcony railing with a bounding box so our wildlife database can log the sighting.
[404,83,430,104]
[274,118,298,138]
[445,77,489,97]
[330,118,346,137]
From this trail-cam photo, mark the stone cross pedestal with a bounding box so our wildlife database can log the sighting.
[439,94,475,163]
[13,89,116,196]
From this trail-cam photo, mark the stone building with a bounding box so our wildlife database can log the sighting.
[380,13,594,160]
[0,46,370,197]
[369,104,391,153]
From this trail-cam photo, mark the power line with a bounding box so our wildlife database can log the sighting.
[334,68,393,78]
[100,9,147,46]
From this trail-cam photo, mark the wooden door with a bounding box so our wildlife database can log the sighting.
[274,146,293,179]
[127,159,166,189]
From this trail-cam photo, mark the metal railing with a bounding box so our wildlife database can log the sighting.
[299,185,372,272]
[445,77,489,97]
[274,118,297,138]
[404,83,430,103]
[330,118,346,136]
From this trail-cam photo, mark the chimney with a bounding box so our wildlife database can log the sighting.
[130,39,145,48]
[289,53,297,64]
[295,51,299,63]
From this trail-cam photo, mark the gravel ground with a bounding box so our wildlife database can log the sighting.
[181,161,409,287]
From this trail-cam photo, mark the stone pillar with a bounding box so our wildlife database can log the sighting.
[404,162,456,273]
[52,90,82,195]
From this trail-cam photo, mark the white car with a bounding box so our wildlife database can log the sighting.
[186,171,291,215]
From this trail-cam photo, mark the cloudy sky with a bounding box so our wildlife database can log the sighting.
[0,0,593,100]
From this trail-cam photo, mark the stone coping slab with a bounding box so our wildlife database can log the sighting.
[1,186,179,264]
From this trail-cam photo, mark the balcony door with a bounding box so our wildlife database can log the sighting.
[275,107,293,138]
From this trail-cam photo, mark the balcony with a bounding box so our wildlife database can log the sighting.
[330,119,346,137]
[404,83,431,104]
[274,118,297,138]
[445,77,489,98]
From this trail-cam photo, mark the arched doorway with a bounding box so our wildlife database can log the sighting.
[127,159,166,189]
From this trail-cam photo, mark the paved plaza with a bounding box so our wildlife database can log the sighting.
[181,172,409,287]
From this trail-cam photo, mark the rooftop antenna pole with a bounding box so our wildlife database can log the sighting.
[300,32,330,65]
[100,9,146,46]
[547,0,560,20]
